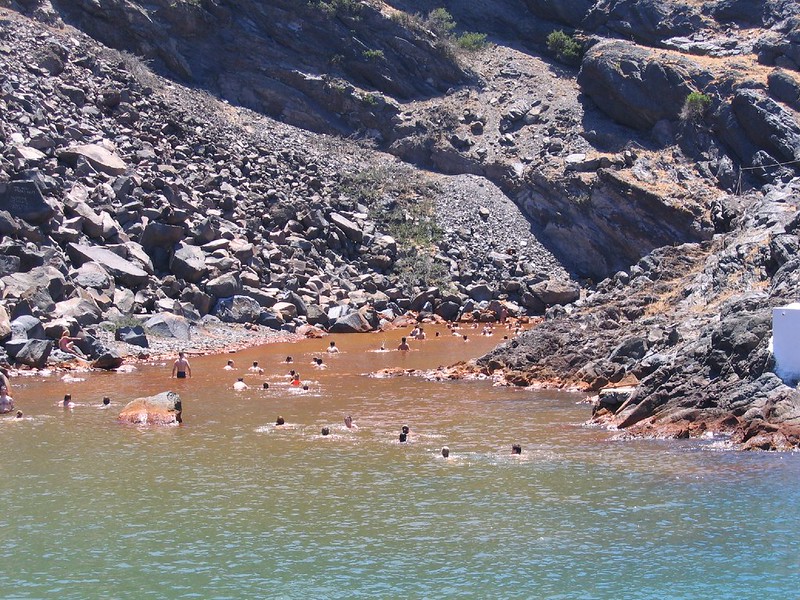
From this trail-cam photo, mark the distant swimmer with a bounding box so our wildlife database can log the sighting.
[262,382,270,389]
[171,351,192,379]
[441,446,450,458]
[15,410,23,419]
[101,396,111,407]
[511,444,522,455]
[321,426,330,436]
[344,415,354,429]
[63,394,74,408]
[290,373,302,387]
[249,361,264,374]
[312,357,326,369]
[224,359,236,370]
[233,377,249,391]
[0,385,14,414]
[275,416,285,426]
[397,337,410,351]
[410,326,420,338]
[463,335,469,342]
[327,341,340,354]
[285,356,293,363]
[414,327,426,340]
[399,432,408,443]
[402,425,410,438]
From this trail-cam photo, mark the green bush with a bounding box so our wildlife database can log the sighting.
[456,32,488,51]
[425,8,456,36]
[681,91,712,121]
[546,30,582,64]
[362,49,385,61]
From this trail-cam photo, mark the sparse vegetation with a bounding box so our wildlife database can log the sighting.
[680,91,712,122]
[425,8,456,37]
[546,30,583,65]
[312,0,362,18]
[456,32,488,51]
[362,48,385,61]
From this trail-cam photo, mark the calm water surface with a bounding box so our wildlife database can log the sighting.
[1,328,798,599]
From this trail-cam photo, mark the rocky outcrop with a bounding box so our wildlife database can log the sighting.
[118,390,182,425]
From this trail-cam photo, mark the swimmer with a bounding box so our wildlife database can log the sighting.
[379,340,386,351]
[224,359,235,370]
[441,446,450,458]
[262,382,270,390]
[249,361,264,374]
[233,377,249,391]
[302,384,309,391]
[511,444,522,455]
[275,416,285,426]
[344,415,354,429]
[463,335,469,342]
[435,331,440,337]
[312,357,326,369]
[327,341,340,354]
[101,396,111,407]
[414,326,426,340]
[290,373,302,387]
[171,351,192,379]
[63,394,74,408]
[397,337,410,351]
[399,432,408,443]
[15,410,22,419]
[402,425,410,437]
[285,356,293,363]
[321,426,330,436]
[0,385,13,414]
[410,326,420,338]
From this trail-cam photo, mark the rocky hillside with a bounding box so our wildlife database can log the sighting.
[2,0,800,448]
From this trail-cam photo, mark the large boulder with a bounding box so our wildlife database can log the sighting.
[330,212,363,243]
[6,338,51,368]
[118,391,182,425]
[170,243,208,283]
[67,243,150,288]
[115,325,149,348]
[205,273,241,298]
[73,261,114,291]
[329,310,373,333]
[214,295,262,323]
[54,297,103,327]
[578,40,708,131]
[139,222,185,251]
[0,180,55,225]
[10,315,46,340]
[529,279,580,306]
[144,313,191,340]
[58,143,127,175]
[92,349,124,370]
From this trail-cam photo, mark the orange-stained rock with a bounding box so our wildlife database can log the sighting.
[119,391,182,425]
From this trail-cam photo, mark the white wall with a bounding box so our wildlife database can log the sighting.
[773,303,800,382]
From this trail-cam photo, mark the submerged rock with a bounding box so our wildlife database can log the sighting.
[118,391,182,425]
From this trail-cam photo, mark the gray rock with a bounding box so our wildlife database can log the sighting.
[170,243,207,283]
[144,313,191,340]
[214,295,262,324]
[92,349,124,370]
[115,325,149,348]
[205,273,241,298]
[7,338,51,368]
[73,261,114,291]
[329,310,372,333]
[67,243,150,288]
[530,279,580,306]
[140,222,185,251]
[10,315,46,341]
[58,143,127,175]
[0,181,55,225]
[330,212,363,243]
[54,297,103,327]
[467,284,493,303]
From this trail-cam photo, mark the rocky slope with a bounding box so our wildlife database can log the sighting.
[3,0,800,448]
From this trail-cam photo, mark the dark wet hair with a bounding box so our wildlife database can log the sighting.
[441,446,450,458]
[321,426,330,436]
[512,444,522,455]
[262,382,269,389]
[401,425,409,435]
[64,394,71,401]
[102,397,110,405]
[286,356,292,362]
[276,416,285,425]
[399,432,408,442]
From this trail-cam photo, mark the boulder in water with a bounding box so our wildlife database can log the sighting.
[118,391,182,425]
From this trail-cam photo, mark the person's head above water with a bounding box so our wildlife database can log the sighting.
[102,397,110,406]
[285,356,293,363]
[262,382,269,389]
[321,426,330,436]
[252,361,259,367]
[512,444,522,455]
[276,416,285,426]
[401,425,410,435]
[441,446,450,458]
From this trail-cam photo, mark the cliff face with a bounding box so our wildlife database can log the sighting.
[3,0,800,447]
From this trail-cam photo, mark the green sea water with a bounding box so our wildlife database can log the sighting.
[1,329,798,599]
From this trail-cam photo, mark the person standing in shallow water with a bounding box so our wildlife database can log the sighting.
[172,352,192,379]
[397,337,410,351]
[327,341,340,354]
